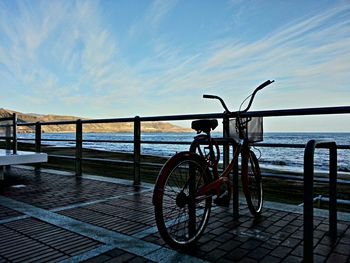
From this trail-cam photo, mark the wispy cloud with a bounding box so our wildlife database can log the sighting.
[139,3,350,109]
[0,0,124,109]
[0,1,349,119]
[128,0,178,38]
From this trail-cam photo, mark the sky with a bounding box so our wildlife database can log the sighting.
[0,0,350,131]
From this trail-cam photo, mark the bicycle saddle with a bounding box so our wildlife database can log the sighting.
[191,119,218,134]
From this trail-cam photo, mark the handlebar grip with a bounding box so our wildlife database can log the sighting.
[256,80,275,91]
[203,94,217,99]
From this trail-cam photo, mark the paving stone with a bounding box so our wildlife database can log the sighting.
[237,257,258,263]
[240,239,262,250]
[270,246,293,259]
[80,254,112,263]
[128,257,155,263]
[273,219,290,227]
[206,248,227,262]
[260,255,281,263]
[105,253,135,263]
[315,243,333,256]
[200,240,221,253]
[283,254,303,263]
[245,247,270,260]
[220,240,242,252]
[281,237,301,248]
[334,243,350,255]
[213,232,234,243]
[210,226,229,236]
[225,247,249,261]
[326,253,349,263]
[217,258,235,263]
[261,238,282,250]
[314,254,327,263]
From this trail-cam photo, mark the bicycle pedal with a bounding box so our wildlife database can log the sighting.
[214,191,230,207]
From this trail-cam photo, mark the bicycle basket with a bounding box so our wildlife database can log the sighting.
[229,117,263,143]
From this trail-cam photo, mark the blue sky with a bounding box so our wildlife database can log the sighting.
[0,0,350,131]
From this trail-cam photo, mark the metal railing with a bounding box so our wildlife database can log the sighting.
[11,105,350,180]
[0,114,17,154]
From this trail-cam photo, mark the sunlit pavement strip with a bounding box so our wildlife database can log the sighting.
[264,199,350,221]
[0,195,208,263]
[50,188,152,213]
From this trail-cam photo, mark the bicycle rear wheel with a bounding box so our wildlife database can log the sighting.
[153,152,212,250]
[241,150,263,216]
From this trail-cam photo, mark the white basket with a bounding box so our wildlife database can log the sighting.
[229,117,263,143]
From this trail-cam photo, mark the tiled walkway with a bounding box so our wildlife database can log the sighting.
[0,166,349,262]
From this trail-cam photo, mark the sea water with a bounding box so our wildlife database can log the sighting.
[18,132,350,174]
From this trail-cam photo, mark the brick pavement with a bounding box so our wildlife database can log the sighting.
[0,166,349,262]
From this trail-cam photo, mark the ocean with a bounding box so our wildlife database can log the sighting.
[18,132,350,174]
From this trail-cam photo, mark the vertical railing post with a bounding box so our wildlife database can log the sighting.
[35,122,42,171]
[304,140,315,263]
[329,144,337,239]
[134,116,141,186]
[12,113,17,154]
[5,125,11,152]
[4,123,11,175]
[232,146,239,220]
[223,116,239,219]
[75,119,83,177]
[223,116,229,170]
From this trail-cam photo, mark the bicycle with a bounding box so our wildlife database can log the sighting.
[152,80,274,249]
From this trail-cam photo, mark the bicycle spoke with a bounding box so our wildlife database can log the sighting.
[154,155,212,248]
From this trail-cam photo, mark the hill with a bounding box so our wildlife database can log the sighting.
[0,108,191,133]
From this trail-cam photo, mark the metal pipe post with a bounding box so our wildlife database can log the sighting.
[223,116,229,169]
[35,122,42,171]
[223,116,239,219]
[232,146,239,220]
[329,144,337,239]
[5,125,11,152]
[75,119,83,177]
[12,113,17,154]
[304,140,315,263]
[134,116,141,186]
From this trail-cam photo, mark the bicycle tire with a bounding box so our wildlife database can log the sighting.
[241,150,263,216]
[153,151,212,249]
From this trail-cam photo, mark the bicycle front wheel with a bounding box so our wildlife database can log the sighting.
[241,150,263,216]
[153,152,212,250]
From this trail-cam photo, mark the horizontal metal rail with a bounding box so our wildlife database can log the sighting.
[16,136,350,150]
[0,116,15,122]
[16,105,350,127]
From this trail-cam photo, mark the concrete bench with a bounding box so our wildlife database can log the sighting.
[0,149,48,180]
[0,114,48,180]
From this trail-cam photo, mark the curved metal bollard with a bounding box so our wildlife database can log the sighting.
[303,140,337,262]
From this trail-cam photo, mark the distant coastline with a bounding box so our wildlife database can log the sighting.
[0,108,191,133]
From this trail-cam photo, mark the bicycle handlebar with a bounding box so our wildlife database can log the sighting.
[202,94,231,113]
[203,80,274,114]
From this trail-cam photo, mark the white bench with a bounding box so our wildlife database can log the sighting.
[0,114,48,180]
[0,149,48,180]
